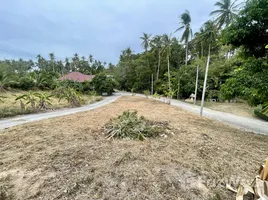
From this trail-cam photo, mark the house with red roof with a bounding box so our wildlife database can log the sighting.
[59,72,95,82]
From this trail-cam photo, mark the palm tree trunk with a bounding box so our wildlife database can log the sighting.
[201,44,204,57]
[167,55,171,95]
[200,44,211,116]
[194,65,199,105]
[177,76,181,99]
[156,50,160,80]
[151,74,154,95]
[185,41,188,66]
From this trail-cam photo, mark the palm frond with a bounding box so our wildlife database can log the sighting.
[175,26,185,33]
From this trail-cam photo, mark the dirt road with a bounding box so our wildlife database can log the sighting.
[1,92,267,135]
[0,94,120,130]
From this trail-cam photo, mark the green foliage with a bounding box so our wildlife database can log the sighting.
[0,72,18,92]
[15,91,53,110]
[59,87,84,107]
[92,73,115,95]
[220,57,268,105]
[143,90,150,97]
[153,92,160,98]
[104,110,167,140]
[34,92,53,109]
[254,108,268,122]
[15,91,39,110]
[222,0,268,58]
[18,76,35,90]
[263,102,268,115]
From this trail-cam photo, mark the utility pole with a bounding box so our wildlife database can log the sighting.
[151,74,154,95]
[200,45,211,116]
[194,65,199,105]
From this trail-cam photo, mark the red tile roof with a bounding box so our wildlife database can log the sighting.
[59,72,95,82]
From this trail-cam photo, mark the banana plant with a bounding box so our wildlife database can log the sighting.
[15,91,39,110]
[34,92,53,109]
[15,91,53,110]
[59,87,83,107]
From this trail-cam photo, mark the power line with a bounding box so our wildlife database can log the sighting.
[0,43,36,59]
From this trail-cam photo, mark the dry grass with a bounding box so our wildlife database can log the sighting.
[0,90,102,118]
[0,96,267,199]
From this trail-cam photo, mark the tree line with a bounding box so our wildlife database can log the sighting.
[114,0,268,113]
[0,53,115,91]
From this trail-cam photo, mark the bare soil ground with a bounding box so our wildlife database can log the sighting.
[0,96,267,200]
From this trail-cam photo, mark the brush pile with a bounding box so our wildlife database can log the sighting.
[104,110,168,140]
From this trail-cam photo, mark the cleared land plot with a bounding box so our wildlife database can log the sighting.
[0,96,267,199]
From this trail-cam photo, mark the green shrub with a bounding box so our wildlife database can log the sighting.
[254,109,268,122]
[153,92,160,99]
[143,90,150,97]
[92,73,115,95]
[59,87,84,107]
[18,77,35,90]
[104,110,168,140]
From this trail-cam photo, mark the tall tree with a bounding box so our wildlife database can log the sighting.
[175,10,193,66]
[72,53,80,71]
[151,35,163,80]
[36,54,45,71]
[89,54,94,75]
[200,21,218,116]
[49,53,55,72]
[162,34,172,95]
[64,57,70,73]
[210,0,240,29]
[140,33,152,52]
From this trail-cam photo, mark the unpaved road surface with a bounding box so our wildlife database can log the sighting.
[122,92,268,135]
[1,92,268,135]
[169,99,268,135]
[1,96,267,199]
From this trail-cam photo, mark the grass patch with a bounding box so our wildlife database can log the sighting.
[104,110,168,140]
[0,90,102,119]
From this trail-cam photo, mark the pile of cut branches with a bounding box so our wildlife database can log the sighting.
[104,110,168,140]
[228,157,268,199]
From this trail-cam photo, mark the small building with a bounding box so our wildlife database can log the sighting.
[59,72,95,82]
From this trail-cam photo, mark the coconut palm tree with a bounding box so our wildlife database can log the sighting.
[64,57,71,72]
[175,10,193,66]
[210,0,239,29]
[151,35,163,80]
[140,33,152,52]
[192,28,205,57]
[72,53,80,71]
[36,54,46,71]
[49,53,55,72]
[89,55,94,75]
[162,34,172,95]
[200,21,218,116]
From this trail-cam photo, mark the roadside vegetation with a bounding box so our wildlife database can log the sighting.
[114,0,268,121]
[0,54,116,118]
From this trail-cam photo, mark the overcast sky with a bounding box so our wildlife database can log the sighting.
[1,0,222,64]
